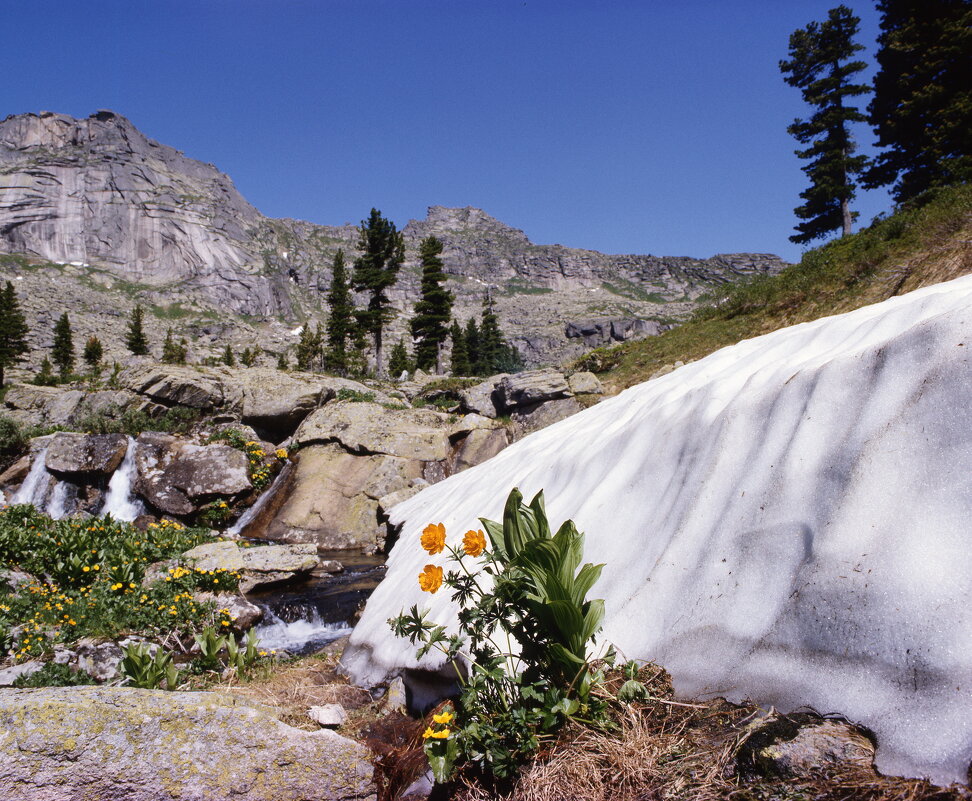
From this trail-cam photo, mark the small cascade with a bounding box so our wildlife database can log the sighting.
[100,437,144,521]
[252,606,352,655]
[45,481,71,519]
[11,447,53,507]
[226,461,293,538]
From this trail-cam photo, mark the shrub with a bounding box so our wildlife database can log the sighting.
[390,487,611,783]
[0,415,25,460]
[336,387,376,403]
[12,661,97,688]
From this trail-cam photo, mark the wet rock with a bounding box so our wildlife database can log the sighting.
[319,560,344,574]
[0,455,31,487]
[45,432,128,477]
[737,714,876,779]
[0,686,375,800]
[494,369,571,412]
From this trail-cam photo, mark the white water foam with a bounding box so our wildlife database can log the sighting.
[254,607,352,655]
[11,447,52,507]
[100,436,144,521]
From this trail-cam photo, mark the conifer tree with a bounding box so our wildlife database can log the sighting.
[295,323,321,372]
[388,337,412,378]
[162,329,180,363]
[449,320,470,376]
[352,209,404,376]
[83,336,103,370]
[464,317,481,375]
[222,345,236,367]
[52,312,75,376]
[410,236,453,373]
[276,352,289,370]
[125,305,149,356]
[864,0,972,202]
[0,281,30,386]
[324,249,354,374]
[34,357,55,387]
[477,297,504,376]
[241,347,258,367]
[780,5,870,243]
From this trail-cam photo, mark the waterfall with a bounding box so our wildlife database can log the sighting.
[11,447,52,507]
[45,481,71,519]
[225,461,292,538]
[252,606,352,655]
[100,436,144,521]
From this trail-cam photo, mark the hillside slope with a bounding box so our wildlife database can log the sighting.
[579,185,972,390]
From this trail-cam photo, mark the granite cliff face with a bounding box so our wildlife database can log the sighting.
[0,110,787,367]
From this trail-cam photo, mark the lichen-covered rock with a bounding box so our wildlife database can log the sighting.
[1,384,85,427]
[120,363,229,410]
[73,638,123,682]
[494,369,571,412]
[567,371,604,396]
[294,402,453,462]
[45,432,128,477]
[182,541,319,591]
[0,686,375,800]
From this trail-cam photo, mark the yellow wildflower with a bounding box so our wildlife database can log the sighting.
[430,728,450,739]
[462,529,487,558]
[418,564,443,594]
[420,522,446,555]
[432,710,454,725]
[421,727,435,740]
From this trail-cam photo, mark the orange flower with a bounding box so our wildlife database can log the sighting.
[421,522,446,555]
[418,564,443,594]
[462,529,487,557]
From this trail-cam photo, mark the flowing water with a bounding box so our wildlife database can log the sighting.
[100,437,144,521]
[225,462,292,538]
[249,550,386,655]
[45,481,71,519]
[11,447,52,507]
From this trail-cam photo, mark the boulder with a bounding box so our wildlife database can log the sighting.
[449,428,510,473]
[494,369,571,412]
[737,715,876,778]
[73,639,124,682]
[119,364,228,410]
[567,371,604,396]
[265,443,423,550]
[459,375,507,418]
[181,541,244,572]
[193,592,263,630]
[236,368,326,438]
[183,541,319,591]
[0,660,42,687]
[511,397,582,439]
[0,455,30,487]
[2,384,85,427]
[45,433,128,477]
[295,402,454,462]
[0,686,375,800]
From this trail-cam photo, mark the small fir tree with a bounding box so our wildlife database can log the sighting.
[779,5,870,243]
[161,329,180,363]
[34,357,56,387]
[388,337,412,378]
[276,351,289,370]
[52,312,75,376]
[410,236,453,374]
[125,305,150,356]
[241,347,258,367]
[351,209,404,376]
[222,345,235,367]
[0,281,30,386]
[324,249,354,374]
[83,336,103,370]
[464,317,481,375]
[449,320,470,376]
[295,324,321,372]
[477,297,503,375]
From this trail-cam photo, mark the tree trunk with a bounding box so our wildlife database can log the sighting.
[841,197,853,237]
[435,341,443,375]
[374,329,384,378]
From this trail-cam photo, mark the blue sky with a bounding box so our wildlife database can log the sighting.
[5,1,892,263]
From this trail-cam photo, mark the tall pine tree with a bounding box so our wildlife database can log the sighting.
[464,317,481,375]
[52,312,75,376]
[410,236,453,373]
[780,5,870,243]
[324,249,354,374]
[125,305,149,356]
[864,0,972,202]
[0,281,29,386]
[449,320,469,376]
[352,209,404,376]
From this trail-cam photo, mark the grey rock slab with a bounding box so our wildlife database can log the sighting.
[120,364,228,410]
[494,369,571,412]
[449,427,509,473]
[0,660,42,687]
[567,371,604,395]
[2,384,85,428]
[510,396,582,439]
[240,542,319,574]
[458,375,507,418]
[0,686,375,800]
[45,432,128,477]
[181,541,245,572]
[295,402,454,462]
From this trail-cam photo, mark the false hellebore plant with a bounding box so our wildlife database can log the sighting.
[389,487,618,783]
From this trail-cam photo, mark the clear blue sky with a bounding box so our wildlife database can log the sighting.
[5,0,892,263]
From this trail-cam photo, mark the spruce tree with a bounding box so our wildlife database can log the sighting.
[125,305,149,356]
[864,0,972,202]
[478,298,504,376]
[295,324,321,372]
[780,5,870,243]
[276,352,289,370]
[161,329,180,363]
[34,357,55,387]
[241,347,258,367]
[0,281,30,386]
[325,249,354,374]
[410,236,453,373]
[388,337,412,378]
[83,336,103,370]
[449,321,470,376]
[52,312,75,376]
[222,345,236,367]
[351,209,404,376]
[464,317,481,375]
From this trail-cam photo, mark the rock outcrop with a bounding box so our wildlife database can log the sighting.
[343,273,972,785]
[0,687,375,800]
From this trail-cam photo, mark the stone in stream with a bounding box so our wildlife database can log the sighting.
[0,686,375,800]
[181,541,320,592]
[45,432,129,477]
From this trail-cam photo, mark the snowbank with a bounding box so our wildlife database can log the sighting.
[343,274,972,784]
